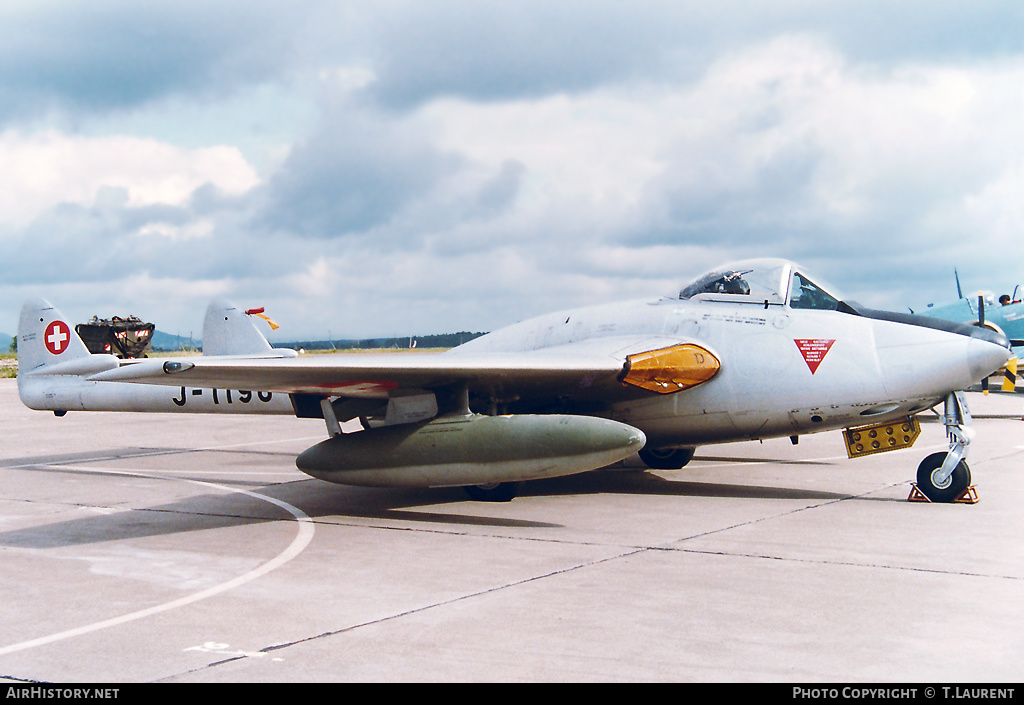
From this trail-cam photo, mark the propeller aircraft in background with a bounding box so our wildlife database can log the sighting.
[910,271,1022,394]
[17,258,1013,503]
[913,273,1024,355]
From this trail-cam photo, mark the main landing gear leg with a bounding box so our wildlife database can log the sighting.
[463,483,519,502]
[911,391,978,503]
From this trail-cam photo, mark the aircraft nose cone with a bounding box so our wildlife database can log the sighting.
[968,336,1013,383]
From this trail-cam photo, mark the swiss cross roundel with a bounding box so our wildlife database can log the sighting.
[45,320,71,355]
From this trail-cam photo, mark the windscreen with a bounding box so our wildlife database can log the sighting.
[679,261,790,304]
[789,272,842,310]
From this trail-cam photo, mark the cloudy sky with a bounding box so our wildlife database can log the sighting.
[2,1,1023,341]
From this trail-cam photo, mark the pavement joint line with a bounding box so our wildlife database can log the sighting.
[186,546,655,677]
[7,462,307,522]
[650,482,1024,581]
[667,544,1024,582]
[0,434,325,471]
[10,463,300,486]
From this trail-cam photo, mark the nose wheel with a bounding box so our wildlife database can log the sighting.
[911,392,978,503]
[915,452,972,503]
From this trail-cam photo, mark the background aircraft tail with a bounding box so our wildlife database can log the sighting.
[17,298,94,374]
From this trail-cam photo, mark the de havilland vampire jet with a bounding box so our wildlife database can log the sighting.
[17,258,1013,503]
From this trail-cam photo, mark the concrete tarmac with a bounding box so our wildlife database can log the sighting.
[1,378,1022,683]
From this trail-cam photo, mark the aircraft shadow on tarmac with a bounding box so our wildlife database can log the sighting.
[0,452,864,550]
[512,465,857,503]
[0,458,561,550]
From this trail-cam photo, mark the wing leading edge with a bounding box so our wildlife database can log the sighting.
[90,349,625,397]
[88,336,719,403]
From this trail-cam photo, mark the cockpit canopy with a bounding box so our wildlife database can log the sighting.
[679,258,844,310]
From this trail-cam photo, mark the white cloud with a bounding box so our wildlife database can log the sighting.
[0,130,260,226]
[136,219,215,241]
[4,5,1024,338]
[413,36,1024,238]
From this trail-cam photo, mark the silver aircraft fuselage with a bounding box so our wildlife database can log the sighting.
[449,270,1010,449]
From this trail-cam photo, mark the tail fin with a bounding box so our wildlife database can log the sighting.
[17,298,92,374]
[202,298,276,356]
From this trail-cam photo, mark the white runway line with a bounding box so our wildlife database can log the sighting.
[0,468,315,658]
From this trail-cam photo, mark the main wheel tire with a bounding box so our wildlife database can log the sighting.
[638,446,695,470]
[916,452,971,503]
[463,482,519,502]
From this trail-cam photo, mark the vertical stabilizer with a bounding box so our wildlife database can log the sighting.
[202,298,275,356]
[18,298,92,373]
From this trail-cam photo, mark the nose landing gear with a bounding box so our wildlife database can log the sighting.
[910,392,979,504]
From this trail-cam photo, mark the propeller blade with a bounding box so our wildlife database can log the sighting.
[977,294,990,391]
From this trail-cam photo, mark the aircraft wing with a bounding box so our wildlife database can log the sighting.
[92,351,618,397]
[88,335,710,401]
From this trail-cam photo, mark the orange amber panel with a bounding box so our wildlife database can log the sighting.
[620,344,720,394]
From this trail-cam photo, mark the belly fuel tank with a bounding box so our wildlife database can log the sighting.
[296,413,646,488]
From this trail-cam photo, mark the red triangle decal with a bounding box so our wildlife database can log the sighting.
[794,339,835,374]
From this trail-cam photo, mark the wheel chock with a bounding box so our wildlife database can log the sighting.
[955,486,980,504]
[908,484,930,502]
[907,484,980,504]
